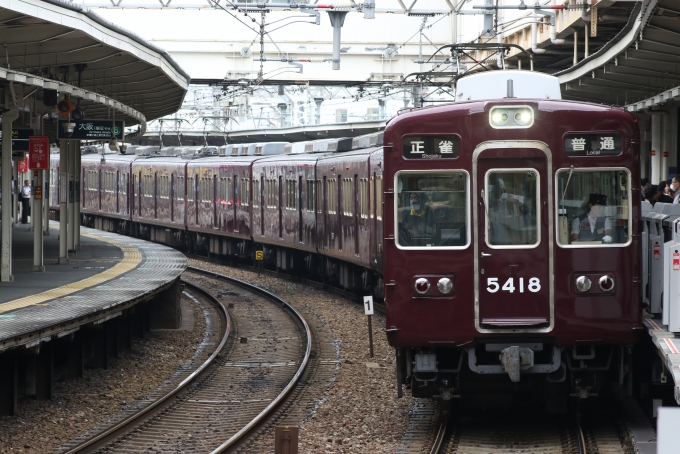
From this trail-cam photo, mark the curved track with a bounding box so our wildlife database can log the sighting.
[57,268,312,453]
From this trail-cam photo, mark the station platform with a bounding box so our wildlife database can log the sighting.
[644,317,680,405]
[0,222,187,352]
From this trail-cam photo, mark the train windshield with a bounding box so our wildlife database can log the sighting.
[556,169,631,246]
[485,170,539,247]
[396,172,468,248]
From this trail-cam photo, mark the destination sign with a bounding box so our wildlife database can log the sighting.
[58,120,124,140]
[564,133,621,156]
[403,136,460,159]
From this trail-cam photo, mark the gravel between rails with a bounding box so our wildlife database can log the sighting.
[189,259,415,454]
[0,298,206,454]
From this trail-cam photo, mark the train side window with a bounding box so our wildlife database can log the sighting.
[253,179,260,208]
[242,178,249,207]
[316,180,322,214]
[306,180,315,212]
[327,179,337,214]
[395,171,468,248]
[556,168,631,247]
[485,170,539,248]
[376,176,383,221]
[187,177,194,201]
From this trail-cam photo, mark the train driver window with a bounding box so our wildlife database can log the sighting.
[556,169,631,246]
[396,172,468,248]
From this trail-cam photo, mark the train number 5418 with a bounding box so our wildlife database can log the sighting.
[486,277,541,293]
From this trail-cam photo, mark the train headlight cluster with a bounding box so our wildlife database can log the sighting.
[598,275,615,292]
[437,278,453,294]
[489,106,534,129]
[575,276,592,292]
[415,278,430,295]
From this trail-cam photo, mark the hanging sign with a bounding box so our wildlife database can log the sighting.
[29,136,50,170]
[57,120,124,140]
[0,128,34,158]
[674,251,680,271]
[654,243,660,261]
[18,156,29,173]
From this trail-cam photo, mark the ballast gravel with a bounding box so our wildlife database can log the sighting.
[189,260,415,454]
[0,301,205,454]
[0,261,416,453]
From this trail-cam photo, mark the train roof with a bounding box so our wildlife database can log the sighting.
[455,70,562,102]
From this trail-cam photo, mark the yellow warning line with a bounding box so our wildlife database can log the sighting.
[0,233,142,315]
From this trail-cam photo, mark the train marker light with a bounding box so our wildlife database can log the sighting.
[489,105,534,129]
[598,275,615,292]
[575,276,592,292]
[437,278,453,294]
[415,278,430,294]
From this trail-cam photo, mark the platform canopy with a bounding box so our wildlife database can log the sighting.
[0,0,190,127]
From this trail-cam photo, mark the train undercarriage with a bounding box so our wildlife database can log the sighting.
[396,343,634,413]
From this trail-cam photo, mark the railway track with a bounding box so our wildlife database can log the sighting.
[55,267,312,453]
[398,399,636,454]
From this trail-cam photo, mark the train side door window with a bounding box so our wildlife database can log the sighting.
[556,168,632,247]
[395,171,469,248]
[485,170,539,248]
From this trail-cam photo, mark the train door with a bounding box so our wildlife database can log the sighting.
[115,170,120,213]
[171,173,175,222]
[337,176,342,251]
[298,175,303,243]
[354,175,359,255]
[137,171,142,217]
[233,175,237,232]
[154,172,158,219]
[260,176,265,236]
[323,176,328,249]
[278,176,283,238]
[474,143,553,332]
[98,169,102,211]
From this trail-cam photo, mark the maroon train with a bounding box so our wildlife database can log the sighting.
[51,71,642,404]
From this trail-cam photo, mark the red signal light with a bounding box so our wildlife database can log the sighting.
[57,98,74,115]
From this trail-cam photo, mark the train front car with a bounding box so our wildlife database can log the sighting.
[384,70,642,406]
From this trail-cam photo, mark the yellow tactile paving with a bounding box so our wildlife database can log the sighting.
[0,233,142,315]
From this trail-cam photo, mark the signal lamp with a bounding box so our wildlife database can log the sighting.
[414,278,430,295]
[598,275,615,292]
[575,276,592,293]
[71,106,85,121]
[437,278,453,294]
[57,98,74,115]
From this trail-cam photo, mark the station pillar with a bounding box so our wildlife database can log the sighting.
[67,140,76,252]
[651,113,663,185]
[662,114,669,183]
[1,106,19,282]
[58,140,68,264]
[31,114,44,272]
[75,145,81,250]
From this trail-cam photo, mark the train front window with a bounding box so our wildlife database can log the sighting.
[556,169,631,247]
[395,172,468,248]
[485,170,539,247]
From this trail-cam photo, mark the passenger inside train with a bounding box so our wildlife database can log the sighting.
[397,172,467,247]
[557,169,630,245]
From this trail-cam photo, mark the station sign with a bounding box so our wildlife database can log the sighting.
[564,133,622,156]
[57,120,124,140]
[0,128,34,158]
[29,136,50,170]
[403,136,461,159]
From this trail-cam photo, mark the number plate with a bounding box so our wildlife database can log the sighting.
[486,277,541,293]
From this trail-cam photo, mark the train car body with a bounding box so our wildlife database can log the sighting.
[81,154,137,229]
[384,71,641,402]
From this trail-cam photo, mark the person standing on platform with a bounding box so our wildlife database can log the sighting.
[20,179,31,224]
[670,175,680,204]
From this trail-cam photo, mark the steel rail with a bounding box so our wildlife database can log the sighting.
[576,422,588,454]
[185,266,313,454]
[429,418,448,454]
[63,281,231,453]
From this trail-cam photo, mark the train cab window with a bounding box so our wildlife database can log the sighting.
[396,172,468,248]
[485,170,539,247]
[556,169,631,247]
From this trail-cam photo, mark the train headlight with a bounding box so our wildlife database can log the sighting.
[490,109,510,127]
[489,106,534,129]
[415,278,430,295]
[575,276,592,292]
[437,278,453,294]
[598,275,615,292]
[514,108,533,126]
